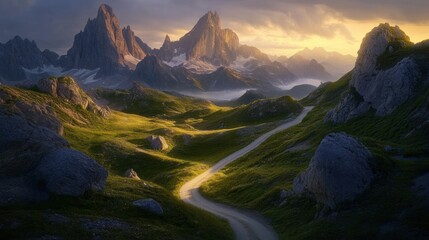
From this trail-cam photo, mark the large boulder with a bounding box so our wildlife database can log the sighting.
[147,135,169,150]
[132,198,163,215]
[413,173,429,205]
[293,132,374,208]
[34,148,108,196]
[0,111,108,205]
[325,23,424,123]
[0,113,68,177]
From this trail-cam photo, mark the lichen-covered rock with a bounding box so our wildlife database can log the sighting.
[147,135,169,150]
[124,168,140,180]
[36,77,111,118]
[133,198,163,215]
[293,132,374,208]
[325,23,423,123]
[34,148,108,196]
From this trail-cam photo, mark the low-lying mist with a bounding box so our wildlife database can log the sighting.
[275,78,324,90]
[178,89,254,101]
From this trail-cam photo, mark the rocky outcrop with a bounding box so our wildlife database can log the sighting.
[158,11,239,66]
[34,148,107,196]
[133,198,164,215]
[293,132,374,208]
[0,36,58,81]
[124,168,140,180]
[59,4,150,76]
[147,135,169,151]
[325,23,424,123]
[36,76,111,118]
[122,25,146,59]
[0,112,108,205]
[1,96,64,135]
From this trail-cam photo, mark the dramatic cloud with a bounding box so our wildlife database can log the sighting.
[0,0,428,56]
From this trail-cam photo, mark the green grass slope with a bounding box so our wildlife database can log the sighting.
[0,85,235,239]
[95,83,221,119]
[200,72,429,239]
[195,96,303,129]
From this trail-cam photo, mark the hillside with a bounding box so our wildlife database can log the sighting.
[199,24,429,239]
[196,96,303,129]
[0,81,238,239]
[95,82,220,118]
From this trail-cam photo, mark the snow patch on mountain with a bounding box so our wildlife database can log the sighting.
[230,56,260,73]
[22,65,100,85]
[164,53,186,67]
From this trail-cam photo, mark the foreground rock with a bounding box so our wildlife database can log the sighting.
[0,111,108,205]
[124,168,140,180]
[0,88,64,134]
[147,135,169,150]
[34,148,107,196]
[325,23,425,123]
[293,132,374,208]
[413,173,429,205]
[133,198,164,215]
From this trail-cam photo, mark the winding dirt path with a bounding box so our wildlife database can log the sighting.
[179,107,314,240]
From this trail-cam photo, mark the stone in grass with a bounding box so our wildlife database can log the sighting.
[123,168,140,180]
[132,198,164,215]
[146,135,169,150]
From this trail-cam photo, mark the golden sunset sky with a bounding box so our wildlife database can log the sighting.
[1,0,429,57]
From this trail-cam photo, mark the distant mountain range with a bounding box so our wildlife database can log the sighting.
[290,47,356,79]
[0,4,353,92]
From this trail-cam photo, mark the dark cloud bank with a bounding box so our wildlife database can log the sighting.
[0,0,427,54]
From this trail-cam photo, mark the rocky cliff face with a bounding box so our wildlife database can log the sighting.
[122,25,146,59]
[0,36,58,81]
[60,4,150,76]
[325,23,427,123]
[158,11,240,66]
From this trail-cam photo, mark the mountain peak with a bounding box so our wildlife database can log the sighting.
[196,10,221,29]
[98,4,114,19]
[163,34,171,45]
[354,23,412,75]
[60,3,149,75]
